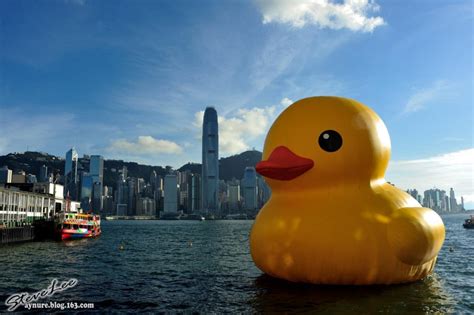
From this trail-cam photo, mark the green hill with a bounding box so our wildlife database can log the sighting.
[0,150,263,186]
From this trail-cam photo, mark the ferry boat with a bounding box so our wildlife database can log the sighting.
[463,215,474,229]
[55,212,101,240]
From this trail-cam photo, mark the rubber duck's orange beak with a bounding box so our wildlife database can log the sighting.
[256,146,314,181]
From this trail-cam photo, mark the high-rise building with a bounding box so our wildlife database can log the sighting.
[121,166,128,180]
[0,166,12,184]
[89,155,104,212]
[257,176,271,208]
[188,173,201,213]
[80,173,93,211]
[127,177,138,216]
[90,155,104,184]
[407,189,419,201]
[39,165,49,182]
[201,107,219,214]
[242,167,258,211]
[449,188,458,212]
[227,179,240,212]
[164,174,178,213]
[115,178,128,214]
[445,195,451,212]
[65,148,79,200]
[150,170,162,192]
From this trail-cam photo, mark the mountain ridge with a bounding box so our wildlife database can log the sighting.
[0,150,263,187]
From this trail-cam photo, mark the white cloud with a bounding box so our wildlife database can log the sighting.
[404,80,450,113]
[194,98,293,155]
[280,97,294,107]
[386,148,474,206]
[255,0,385,32]
[107,136,183,156]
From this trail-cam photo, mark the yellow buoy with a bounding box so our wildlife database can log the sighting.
[250,96,445,285]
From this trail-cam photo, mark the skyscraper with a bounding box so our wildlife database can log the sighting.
[39,165,48,182]
[64,147,79,200]
[80,173,93,211]
[90,155,104,212]
[201,107,219,214]
[242,167,258,211]
[450,188,458,212]
[164,174,178,213]
[90,155,104,184]
[227,179,240,213]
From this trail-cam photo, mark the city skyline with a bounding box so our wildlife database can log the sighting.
[0,149,471,211]
[0,1,472,206]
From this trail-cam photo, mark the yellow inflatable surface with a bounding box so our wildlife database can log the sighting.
[250,96,445,285]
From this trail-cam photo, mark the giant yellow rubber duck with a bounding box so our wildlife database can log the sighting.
[250,96,445,285]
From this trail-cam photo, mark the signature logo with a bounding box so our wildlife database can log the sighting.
[5,278,78,312]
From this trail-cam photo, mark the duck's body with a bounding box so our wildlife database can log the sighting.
[250,96,445,285]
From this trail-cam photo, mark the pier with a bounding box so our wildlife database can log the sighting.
[0,226,35,244]
[0,184,60,244]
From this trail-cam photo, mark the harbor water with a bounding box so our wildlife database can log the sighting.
[0,213,472,313]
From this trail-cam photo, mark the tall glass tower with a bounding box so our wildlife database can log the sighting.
[201,107,219,214]
[64,147,79,201]
[242,167,258,211]
[90,155,104,212]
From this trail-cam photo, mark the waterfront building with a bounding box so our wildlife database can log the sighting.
[449,188,458,212]
[178,171,201,213]
[154,189,163,213]
[164,174,178,213]
[0,185,55,227]
[64,148,79,201]
[116,204,127,216]
[242,167,258,211]
[201,107,219,214]
[116,178,128,211]
[422,188,460,213]
[102,195,114,215]
[461,196,465,211]
[127,177,139,216]
[32,182,64,213]
[227,180,240,212]
[218,179,227,210]
[0,166,12,184]
[188,172,201,213]
[137,196,156,216]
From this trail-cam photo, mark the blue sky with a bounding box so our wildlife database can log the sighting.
[0,0,472,205]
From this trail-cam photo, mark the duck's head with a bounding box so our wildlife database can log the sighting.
[256,97,391,191]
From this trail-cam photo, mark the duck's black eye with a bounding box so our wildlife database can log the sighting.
[318,130,343,152]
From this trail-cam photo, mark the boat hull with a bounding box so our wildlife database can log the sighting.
[61,229,101,240]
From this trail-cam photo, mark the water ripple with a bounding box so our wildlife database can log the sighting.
[0,215,472,313]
